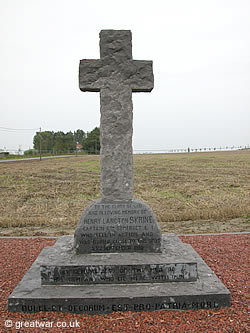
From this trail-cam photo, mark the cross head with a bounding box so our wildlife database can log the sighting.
[79,30,154,201]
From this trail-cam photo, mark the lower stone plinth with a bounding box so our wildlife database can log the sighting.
[8,234,231,314]
[74,199,162,253]
[40,234,198,285]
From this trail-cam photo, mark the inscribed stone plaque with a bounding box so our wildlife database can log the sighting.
[41,263,198,285]
[74,199,161,253]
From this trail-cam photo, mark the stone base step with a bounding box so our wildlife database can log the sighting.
[40,234,198,285]
[8,234,231,314]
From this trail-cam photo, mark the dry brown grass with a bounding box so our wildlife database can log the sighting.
[0,150,249,236]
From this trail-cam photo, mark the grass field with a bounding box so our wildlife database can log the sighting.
[0,150,249,236]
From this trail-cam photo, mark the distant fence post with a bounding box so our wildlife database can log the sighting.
[39,127,42,161]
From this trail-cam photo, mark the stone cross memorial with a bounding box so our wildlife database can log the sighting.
[74,30,161,254]
[8,30,231,315]
[79,30,153,201]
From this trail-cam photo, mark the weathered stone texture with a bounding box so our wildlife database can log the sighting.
[79,30,153,200]
[40,235,198,285]
[74,200,161,254]
[8,234,231,314]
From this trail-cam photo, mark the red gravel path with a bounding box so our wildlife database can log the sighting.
[0,234,248,332]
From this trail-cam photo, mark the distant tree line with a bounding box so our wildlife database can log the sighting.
[25,128,100,155]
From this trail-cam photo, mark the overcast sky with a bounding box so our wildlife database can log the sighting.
[0,0,249,152]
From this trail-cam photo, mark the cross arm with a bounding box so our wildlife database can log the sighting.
[79,59,102,92]
[130,60,154,92]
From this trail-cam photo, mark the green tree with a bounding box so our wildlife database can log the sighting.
[33,131,54,153]
[64,131,75,152]
[82,127,100,154]
[24,148,39,156]
[53,131,65,153]
[73,129,86,145]
[33,128,99,154]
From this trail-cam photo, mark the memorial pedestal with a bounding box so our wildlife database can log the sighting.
[8,234,231,314]
[8,29,231,315]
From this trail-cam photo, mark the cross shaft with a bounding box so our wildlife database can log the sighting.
[79,30,154,200]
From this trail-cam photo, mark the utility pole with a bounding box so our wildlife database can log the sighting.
[39,127,42,161]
